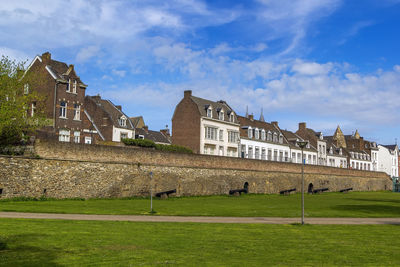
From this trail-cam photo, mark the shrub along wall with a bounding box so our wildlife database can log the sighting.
[0,140,392,199]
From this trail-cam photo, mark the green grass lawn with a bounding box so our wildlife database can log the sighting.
[0,218,399,266]
[1,191,399,217]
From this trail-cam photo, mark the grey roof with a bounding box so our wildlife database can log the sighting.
[45,58,86,86]
[130,116,145,128]
[136,128,171,144]
[190,96,238,124]
[86,96,134,130]
[381,144,398,151]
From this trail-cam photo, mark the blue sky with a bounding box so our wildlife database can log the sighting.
[1,0,399,144]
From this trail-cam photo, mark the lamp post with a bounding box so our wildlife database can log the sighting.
[149,171,153,213]
[297,140,308,225]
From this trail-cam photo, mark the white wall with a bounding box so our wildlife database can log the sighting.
[327,154,347,168]
[200,117,240,157]
[112,126,135,142]
[240,138,291,162]
[378,145,399,177]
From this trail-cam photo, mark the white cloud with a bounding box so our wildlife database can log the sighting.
[76,46,100,63]
[292,60,334,75]
[112,69,127,78]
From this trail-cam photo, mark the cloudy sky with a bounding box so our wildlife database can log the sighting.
[1,0,399,144]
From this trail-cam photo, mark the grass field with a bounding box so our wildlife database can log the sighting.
[0,218,399,266]
[1,191,399,217]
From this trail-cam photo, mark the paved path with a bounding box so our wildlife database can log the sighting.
[1,212,400,225]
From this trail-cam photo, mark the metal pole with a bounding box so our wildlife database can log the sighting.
[149,171,153,212]
[301,148,304,225]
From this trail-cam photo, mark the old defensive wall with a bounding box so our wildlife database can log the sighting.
[0,140,392,199]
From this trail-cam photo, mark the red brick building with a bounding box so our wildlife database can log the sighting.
[25,52,99,144]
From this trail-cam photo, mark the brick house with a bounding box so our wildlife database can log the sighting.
[296,122,328,165]
[172,90,240,156]
[24,52,99,144]
[84,95,135,142]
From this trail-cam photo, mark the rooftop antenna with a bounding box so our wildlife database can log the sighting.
[259,108,265,122]
[395,138,398,145]
[245,105,249,118]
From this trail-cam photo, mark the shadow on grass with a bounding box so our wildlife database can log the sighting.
[346,198,400,204]
[0,233,62,266]
[333,204,400,216]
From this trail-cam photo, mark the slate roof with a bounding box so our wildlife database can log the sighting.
[280,129,317,152]
[86,96,134,130]
[43,58,86,86]
[237,115,289,145]
[130,116,145,128]
[136,128,171,144]
[190,95,238,124]
[381,144,398,151]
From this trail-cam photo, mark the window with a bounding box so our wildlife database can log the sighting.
[74,131,80,143]
[59,102,67,118]
[267,149,272,160]
[248,146,253,159]
[308,155,312,164]
[73,104,80,120]
[219,146,224,156]
[279,151,283,162]
[120,132,128,140]
[313,155,316,164]
[219,129,224,141]
[59,129,70,142]
[285,151,289,162]
[273,133,278,143]
[279,134,283,144]
[118,117,126,127]
[207,108,212,118]
[255,147,260,159]
[329,147,333,154]
[24,84,29,94]
[339,148,343,155]
[228,131,238,143]
[205,126,217,140]
[267,131,272,141]
[67,79,71,92]
[219,111,224,120]
[261,130,266,140]
[261,148,266,160]
[85,136,92,144]
[248,127,253,138]
[274,150,278,161]
[297,153,301,163]
[292,152,296,162]
[229,113,234,122]
[255,128,259,139]
[31,102,36,117]
[73,80,77,93]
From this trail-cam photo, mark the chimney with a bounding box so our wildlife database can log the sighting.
[160,129,170,137]
[299,122,306,131]
[143,125,149,132]
[41,52,51,62]
[248,114,254,121]
[116,105,122,111]
[271,121,278,127]
[184,90,192,98]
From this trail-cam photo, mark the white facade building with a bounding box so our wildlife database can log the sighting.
[378,145,399,177]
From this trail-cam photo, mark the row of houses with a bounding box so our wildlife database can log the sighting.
[24,52,171,146]
[24,52,399,178]
[171,90,399,178]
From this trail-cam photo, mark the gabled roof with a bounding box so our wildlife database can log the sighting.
[280,129,317,152]
[130,116,145,128]
[381,144,398,151]
[190,95,238,124]
[86,95,135,130]
[136,128,171,144]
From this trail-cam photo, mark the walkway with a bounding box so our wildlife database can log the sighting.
[1,212,400,224]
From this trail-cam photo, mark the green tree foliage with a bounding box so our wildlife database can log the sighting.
[0,55,46,145]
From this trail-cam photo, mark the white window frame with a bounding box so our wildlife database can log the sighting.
[219,111,224,121]
[207,108,212,118]
[73,80,77,93]
[73,104,80,120]
[59,129,70,142]
[67,79,71,92]
[60,102,67,118]
[74,131,80,143]
[205,126,217,140]
[85,136,92,144]
[219,129,224,141]
[119,117,127,127]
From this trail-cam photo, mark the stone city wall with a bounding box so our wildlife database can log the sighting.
[0,141,392,199]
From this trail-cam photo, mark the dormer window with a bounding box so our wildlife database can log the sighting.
[339,148,343,155]
[279,134,283,144]
[73,80,77,93]
[254,128,259,139]
[306,142,310,149]
[267,131,272,141]
[207,107,212,118]
[248,127,253,138]
[229,112,234,122]
[273,132,278,143]
[118,116,127,127]
[219,110,224,120]
[319,134,323,140]
[329,147,333,154]
[261,129,266,141]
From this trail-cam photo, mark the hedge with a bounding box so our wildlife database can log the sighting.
[122,138,193,154]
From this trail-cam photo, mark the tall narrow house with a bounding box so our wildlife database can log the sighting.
[172,90,240,156]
